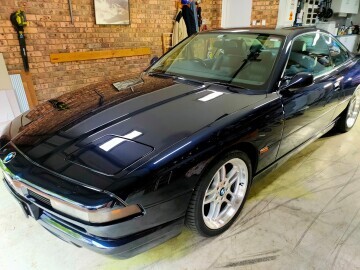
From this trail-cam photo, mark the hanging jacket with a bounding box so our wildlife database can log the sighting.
[197,6,202,28]
[190,1,199,32]
[182,5,197,36]
[172,9,188,46]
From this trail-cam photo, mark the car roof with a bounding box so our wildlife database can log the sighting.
[206,27,322,38]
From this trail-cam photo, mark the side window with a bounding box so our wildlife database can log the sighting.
[285,33,332,77]
[323,34,349,67]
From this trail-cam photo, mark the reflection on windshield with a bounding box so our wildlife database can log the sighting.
[149,33,283,90]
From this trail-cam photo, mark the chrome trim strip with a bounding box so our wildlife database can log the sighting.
[3,169,110,211]
[3,170,143,224]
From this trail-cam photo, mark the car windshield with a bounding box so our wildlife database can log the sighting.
[149,32,284,89]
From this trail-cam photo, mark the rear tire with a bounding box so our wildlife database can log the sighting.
[185,151,252,237]
[336,89,360,133]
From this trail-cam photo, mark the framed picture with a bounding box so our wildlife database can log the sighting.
[94,0,130,25]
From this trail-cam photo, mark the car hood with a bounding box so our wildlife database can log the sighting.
[1,75,265,190]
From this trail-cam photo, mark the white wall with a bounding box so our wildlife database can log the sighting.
[0,53,21,134]
[221,0,252,28]
[0,53,12,91]
[350,5,360,24]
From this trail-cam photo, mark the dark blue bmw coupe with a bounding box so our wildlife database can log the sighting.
[1,27,360,258]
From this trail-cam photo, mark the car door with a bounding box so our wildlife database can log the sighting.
[323,33,354,118]
[277,32,340,158]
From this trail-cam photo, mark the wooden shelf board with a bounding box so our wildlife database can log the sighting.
[50,48,151,63]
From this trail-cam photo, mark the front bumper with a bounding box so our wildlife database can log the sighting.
[3,178,184,259]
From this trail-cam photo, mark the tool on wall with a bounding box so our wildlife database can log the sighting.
[68,0,74,24]
[318,0,333,20]
[10,10,29,72]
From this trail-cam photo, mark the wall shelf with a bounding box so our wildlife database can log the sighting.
[50,48,151,63]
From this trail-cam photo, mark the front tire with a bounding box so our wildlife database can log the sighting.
[185,151,252,237]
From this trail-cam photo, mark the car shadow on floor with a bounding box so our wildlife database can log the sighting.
[248,132,333,201]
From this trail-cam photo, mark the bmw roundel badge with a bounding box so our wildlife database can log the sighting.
[3,152,16,164]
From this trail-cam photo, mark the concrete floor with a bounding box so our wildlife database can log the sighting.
[1,123,360,270]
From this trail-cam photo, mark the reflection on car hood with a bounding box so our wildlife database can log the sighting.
[2,75,265,190]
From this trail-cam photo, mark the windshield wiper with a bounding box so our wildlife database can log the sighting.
[228,42,263,83]
[148,72,245,92]
[203,81,245,93]
[147,71,176,79]
[147,71,204,86]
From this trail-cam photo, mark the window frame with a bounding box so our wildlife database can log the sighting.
[278,31,354,93]
[283,31,334,78]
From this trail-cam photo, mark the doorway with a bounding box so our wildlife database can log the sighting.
[221,0,252,28]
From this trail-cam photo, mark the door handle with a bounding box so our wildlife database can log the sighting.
[334,77,344,91]
[334,80,342,91]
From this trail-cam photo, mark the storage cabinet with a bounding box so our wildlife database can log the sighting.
[303,1,320,26]
[331,0,360,14]
[337,35,360,53]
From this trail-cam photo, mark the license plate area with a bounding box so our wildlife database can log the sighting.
[18,201,41,220]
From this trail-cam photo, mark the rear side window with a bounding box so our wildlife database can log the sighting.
[322,34,349,67]
[285,32,332,77]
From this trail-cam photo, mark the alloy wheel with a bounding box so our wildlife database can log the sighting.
[346,95,360,129]
[202,158,248,229]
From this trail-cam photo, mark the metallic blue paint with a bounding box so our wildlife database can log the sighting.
[0,28,360,258]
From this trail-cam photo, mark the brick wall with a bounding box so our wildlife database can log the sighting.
[202,0,222,29]
[251,0,279,28]
[0,0,222,102]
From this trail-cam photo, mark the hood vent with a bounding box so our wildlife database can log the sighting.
[66,135,153,176]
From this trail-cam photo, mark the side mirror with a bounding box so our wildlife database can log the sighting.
[150,56,159,65]
[281,72,314,92]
